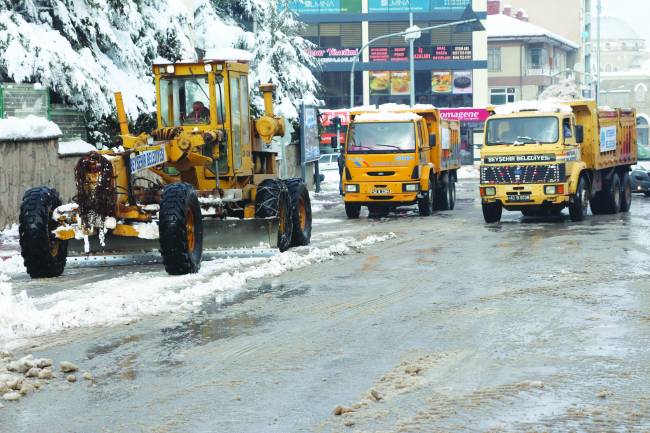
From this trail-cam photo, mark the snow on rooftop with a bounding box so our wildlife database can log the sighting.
[0,116,62,141]
[355,111,422,122]
[203,48,254,62]
[494,100,573,115]
[486,14,579,49]
[58,139,95,156]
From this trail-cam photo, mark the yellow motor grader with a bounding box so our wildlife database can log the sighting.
[19,54,312,277]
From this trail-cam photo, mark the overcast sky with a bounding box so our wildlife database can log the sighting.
[600,0,650,44]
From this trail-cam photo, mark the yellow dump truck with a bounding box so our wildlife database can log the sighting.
[479,100,637,222]
[341,105,461,218]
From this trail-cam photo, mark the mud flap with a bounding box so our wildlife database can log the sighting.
[67,218,279,256]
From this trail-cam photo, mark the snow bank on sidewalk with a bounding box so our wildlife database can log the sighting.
[0,116,62,141]
[0,233,396,349]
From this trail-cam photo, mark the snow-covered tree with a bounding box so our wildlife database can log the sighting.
[539,78,582,101]
[196,0,320,119]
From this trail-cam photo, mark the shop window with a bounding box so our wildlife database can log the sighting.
[301,23,318,45]
[490,88,516,105]
[315,71,363,108]
[488,48,501,72]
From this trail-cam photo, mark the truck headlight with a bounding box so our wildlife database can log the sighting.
[544,185,557,195]
[483,187,496,196]
[165,65,175,74]
[403,183,419,192]
[345,184,359,193]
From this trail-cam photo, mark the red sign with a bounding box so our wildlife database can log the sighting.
[440,108,490,123]
[320,110,350,126]
[370,45,472,62]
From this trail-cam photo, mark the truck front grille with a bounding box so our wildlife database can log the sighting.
[481,164,566,184]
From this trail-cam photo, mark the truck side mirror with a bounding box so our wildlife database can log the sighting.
[430,134,436,147]
[575,125,584,144]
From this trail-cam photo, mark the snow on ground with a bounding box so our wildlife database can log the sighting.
[58,139,95,156]
[0,116,61,141]
[458,164,480,180]
[0,233,395,350]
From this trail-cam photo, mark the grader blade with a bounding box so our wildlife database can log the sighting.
[66,218,279,257]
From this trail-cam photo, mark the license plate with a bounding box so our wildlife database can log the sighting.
[372,188,390,195]
[507,194,531,202]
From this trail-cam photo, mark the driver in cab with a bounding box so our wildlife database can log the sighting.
[184,101,210,124]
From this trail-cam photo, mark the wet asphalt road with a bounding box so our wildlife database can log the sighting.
[4,179,650,432]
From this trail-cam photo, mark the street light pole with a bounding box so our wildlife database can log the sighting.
[349,18,479,108]
[409,12,415,106]
[596,0,601,105]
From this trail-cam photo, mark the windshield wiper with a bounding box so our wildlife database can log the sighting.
[515,136,540,144]
[372,144,402,150]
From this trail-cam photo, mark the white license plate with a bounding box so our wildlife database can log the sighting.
[507,194,532,202]
[372,188,390,195]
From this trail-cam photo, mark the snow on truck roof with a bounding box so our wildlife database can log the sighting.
[354,111,422,122]
[493,100,573,115]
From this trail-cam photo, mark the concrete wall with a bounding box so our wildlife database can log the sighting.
[0,138,79,229]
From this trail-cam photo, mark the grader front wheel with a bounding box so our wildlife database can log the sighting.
[255,179,294,252]
[159,183,203,275]
[19,187,68,278]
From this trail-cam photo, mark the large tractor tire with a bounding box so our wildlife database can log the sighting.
[19,187,68,278]
[482,202,502,223]
[569,175,590,222]
[159,183,203,275]
[417,177,435,216]
[620,172,632,213]
[345,203,361,219]
[283,178,312,247]
[255,179,293,252]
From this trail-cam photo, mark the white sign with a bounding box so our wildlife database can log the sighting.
[600,126,617,153]
[441,128,451,150]
[130,148,167,173]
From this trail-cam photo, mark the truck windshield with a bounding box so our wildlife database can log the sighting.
[159,75,223,127]
[347,122,415,153]
[486,117,559,145]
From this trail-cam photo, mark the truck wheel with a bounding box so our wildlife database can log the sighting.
[448,179,456,210]
[417,178,434,216]
[19,187,68,278]
[159,183,203,275]
[569,175,590,221]
[255,179,293,251]
[437,180,451,210]
[283,178,312,247]
[482,202,502,223]
[601,173,622,214]
[620,172,632,212]
[345,202,361,219]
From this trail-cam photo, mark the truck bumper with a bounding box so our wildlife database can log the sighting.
[480,183,570,209]
[343,181,419,205]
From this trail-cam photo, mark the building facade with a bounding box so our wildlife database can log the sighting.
[291,0,488,110]
[486,10,579,104]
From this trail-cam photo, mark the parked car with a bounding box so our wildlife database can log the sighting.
[318,153,339,171]
[631,168,650,196]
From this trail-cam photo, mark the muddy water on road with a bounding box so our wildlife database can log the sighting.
[3,181,650,432]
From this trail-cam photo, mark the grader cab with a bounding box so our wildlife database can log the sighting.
[19,53,312,277]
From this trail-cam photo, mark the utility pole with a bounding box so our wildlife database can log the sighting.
[596,0,601,105]
[409,13,415,106]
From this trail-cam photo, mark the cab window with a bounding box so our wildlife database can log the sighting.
[160,75,214,126]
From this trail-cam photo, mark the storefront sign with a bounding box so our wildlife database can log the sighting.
[452,71,472,94]
[290,0,468,13]
[440,108,490,123]
[372,45,472,62]
[369,71,410,95]
[308,47,359,63]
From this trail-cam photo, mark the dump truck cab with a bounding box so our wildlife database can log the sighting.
[342,105,461,218]
[480,100,637,222]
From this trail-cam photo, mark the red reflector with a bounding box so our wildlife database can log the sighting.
[479,187,486,197]
[557,185,565,194]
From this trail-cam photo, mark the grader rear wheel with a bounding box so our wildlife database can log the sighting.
[19,187,68,278]
[283,178,312,247]
[255,179,293,252]
[159,183,203,275]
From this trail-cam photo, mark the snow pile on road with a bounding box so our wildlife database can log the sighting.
[0,116,62,141]
[539,79,581,101]
[58,139,95,156]
[494,101,573,115]
[458,164,480,179]
[0,233,395,349]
